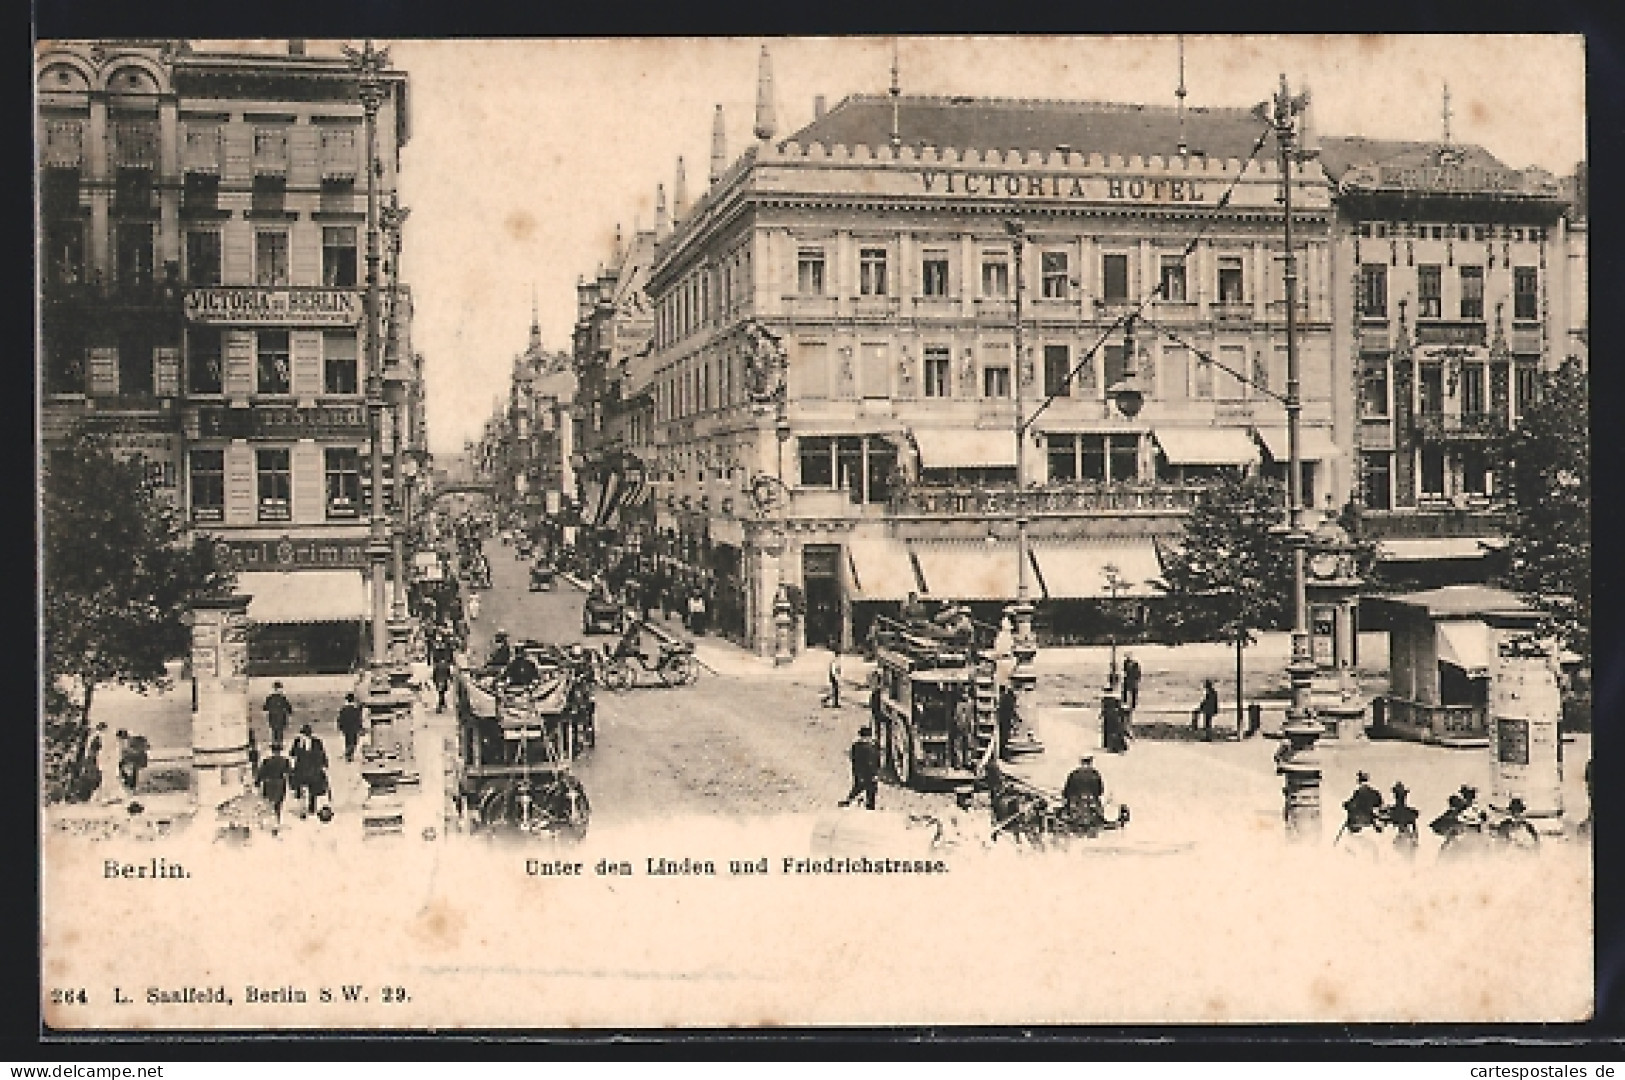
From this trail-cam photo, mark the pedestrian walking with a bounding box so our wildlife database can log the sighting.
[1383,781,1420,858]
[1121,653,1143,711]
[263,681,293,748]
[118,730,149,793]
[288,724,330,819]
[467,592,481,623]
[822,648,843,708]
[687,588,708,635]
[1101,690,1129,754]
[1193,679,1220,741]
[255,744,292,825]
[432,654,454,713]
[839,725,881,810]
[336,693,365,762]
[1338,771,1385,855]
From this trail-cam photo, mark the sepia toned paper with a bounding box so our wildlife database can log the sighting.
[38,34,1591,1031]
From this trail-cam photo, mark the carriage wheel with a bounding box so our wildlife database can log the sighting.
[673,654,698,686]
[603,659,634,692]
[891,722,913,787]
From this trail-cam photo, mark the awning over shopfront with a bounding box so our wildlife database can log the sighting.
[1253,426,1339,462]
[1028,540,1164,599]
[846,539,921,601]
[1436,619,1492,676]
[238,570,369,625]
[912,428,1018,469]
[1152,427,1260,467]
[1377,537,1497,561]
[910,542,1024,600]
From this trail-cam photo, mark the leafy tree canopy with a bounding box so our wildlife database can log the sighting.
[1156,471,1293,644]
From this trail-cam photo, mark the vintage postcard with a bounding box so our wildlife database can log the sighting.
[37,34,1591,1030]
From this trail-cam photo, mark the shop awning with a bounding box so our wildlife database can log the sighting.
[1029,540,1164,599]
[1436,619,1492,676]
[1377,538,1497,561]
[237,570,369,625]
[910,542,1024,600]
[913,428,1018,469]
[1254,426,1340,462]
[1152,427,1260,467]
[846,539,921,601]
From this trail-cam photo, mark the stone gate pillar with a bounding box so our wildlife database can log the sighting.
[189,595,254,811]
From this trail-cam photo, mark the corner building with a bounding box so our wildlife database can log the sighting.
[639,91,1339,655]
[37,40,416,674]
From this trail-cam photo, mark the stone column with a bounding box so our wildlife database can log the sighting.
[190,595,254,811]
[1486,615,1566,830]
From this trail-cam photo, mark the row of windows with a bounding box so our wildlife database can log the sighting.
[1358,263,1540,320]
[789,246,1250,305]
[1359,448,1499,511]
[41,217,359,289]
[43,327,361,398]
[657,245,752,350]
[189,446,370,523]
[1357,354,1540,420]
[1353,222,1547,243]
[41,167,360,223]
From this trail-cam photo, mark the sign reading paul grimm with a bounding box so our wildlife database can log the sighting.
[213,536,369,570]
[184,287,362,326]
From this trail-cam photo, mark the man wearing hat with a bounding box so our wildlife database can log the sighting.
[336,692,365,763]
[262,680,292,748]
[839,725,881,810]
[1492,796,1540,849]
[1341,771,1385,835]
[288,723,330,819]
[485,629,514,674]
[1062,754,1105,824]
[1383,781,1420,856]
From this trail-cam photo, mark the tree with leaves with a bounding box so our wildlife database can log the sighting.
[43,430,236,736]
[1498,356,1590,663]
[1155,472,1294,730]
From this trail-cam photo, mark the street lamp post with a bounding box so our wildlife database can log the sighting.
[1268,74,1324,839]
[1102,563,1125,691]
[345,39,391,674]
[383,196,411,628]
[1005,220,1037,691]
[772,405,793,666]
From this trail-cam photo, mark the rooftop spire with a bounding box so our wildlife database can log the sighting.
[673,156,688,221]
[889,38,902,148]
[1175,35,1188,156]
[710,104,727,185]
[1442,81,1453,144]
[655,183,669,239]
[753,44,777,142]
[529,283,541,351]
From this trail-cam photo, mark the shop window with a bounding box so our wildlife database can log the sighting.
[187,326,223,395]
[256,230,289,286]
[1460,265,1484,320]
[1514,267,1539,320]
[859,248,888,296]
[191,449,225,522]
[1217,256,1244,305]
[323,331,358,395]
[1417,264,1442,318]
[257,330,291,395]
[325,447,361,518]
[256,448,292,521]
[797,248,825,295]
[921,251,950,297]
[982,363,1011,398]
[1041,251,1069,299]
[1043,344,1071,397]
[1360,263,1387,318]
[1102,253,1130,302]
[1159,255,1187,302]
[981,251,1009,297]
[1361,451,1392,511]
[116,222,155,287]
[923,346,951,398]
[118,327,154,396]
[185,230,222,286]
[323,226,358,287]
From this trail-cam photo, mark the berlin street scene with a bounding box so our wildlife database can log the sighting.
[37,36,1591,1027]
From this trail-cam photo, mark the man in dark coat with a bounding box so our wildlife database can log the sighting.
[1121,654,1143,711]
[263,681,293,748]
[1342,771,1385,833]
[288,724,329,818]
[1062,755,1105,822]
[432,654,454,713]
[1194,679,1220,741]
[255,744,292,824]
[1383,781,1420,856]
[1101,691,1129,754]
[336,693,365,762]
[839,726,881,810]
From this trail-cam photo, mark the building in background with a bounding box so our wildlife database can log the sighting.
[502,300,577,535]
[37,39,424,674]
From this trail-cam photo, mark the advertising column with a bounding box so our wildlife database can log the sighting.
[1486,613,1565,829]
[190,595,254,810]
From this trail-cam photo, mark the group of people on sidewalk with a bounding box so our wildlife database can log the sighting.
[69,722,150,806]
[250,681,337,826]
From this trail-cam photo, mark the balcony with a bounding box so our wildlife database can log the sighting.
[890,482,1201,518]
[1412,410,1508,442]
[1414,320,1486,347]
[1361,507,1510,539]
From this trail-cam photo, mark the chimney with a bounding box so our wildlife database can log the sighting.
[288,39,306,56]
[673,157,688,222]
[655,183,670,239]
[710,104,727,185]
[753,44,777,142]
[814,94,826,120]
[1298,76,1319,157]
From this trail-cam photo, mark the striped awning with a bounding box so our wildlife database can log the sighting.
[238,570,369,625]
[1254,426,1340,462]
[1153,427,1260,467]
[1029,540,1164,599]
[913,428,1018,469]
[847,539,921,601]
[910,542,1025,600]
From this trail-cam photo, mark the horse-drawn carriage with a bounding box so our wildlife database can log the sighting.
[452,645,594,839]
